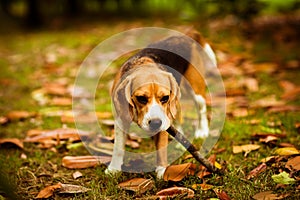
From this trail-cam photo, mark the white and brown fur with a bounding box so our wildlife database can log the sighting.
[106,30,217,178]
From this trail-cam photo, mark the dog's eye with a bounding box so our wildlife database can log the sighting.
[160,95,169,104]
[136,96,148,104]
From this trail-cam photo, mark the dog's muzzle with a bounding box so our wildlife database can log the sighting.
[148,118,162,132]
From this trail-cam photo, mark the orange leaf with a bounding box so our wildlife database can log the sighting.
[62,156,111,169]
[156,187,194,199]
[36,183,62,199]
[252,191,288,200]
[118,178,154,194]
[285,156,300,171]
[246,163,267,179]
[214,189,231,200]
[163,163,193,181]
[0,138,24,149]
[6,111,36,121]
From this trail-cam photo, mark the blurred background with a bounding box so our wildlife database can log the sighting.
[0,0,299,30]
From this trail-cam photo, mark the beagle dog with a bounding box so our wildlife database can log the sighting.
[106,30,217,178]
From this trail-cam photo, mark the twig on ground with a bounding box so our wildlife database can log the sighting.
[166,126,222,174]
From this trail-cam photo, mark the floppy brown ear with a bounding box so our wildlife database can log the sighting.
[112,76,136,122]
[167,73,181,120]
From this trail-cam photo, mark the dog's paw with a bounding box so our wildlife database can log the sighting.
[105,166,121,176]
[195,127,209,138]
[155,166,166,179]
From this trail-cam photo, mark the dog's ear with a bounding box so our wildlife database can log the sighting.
[113,76,136,122]
[166,73,181,120]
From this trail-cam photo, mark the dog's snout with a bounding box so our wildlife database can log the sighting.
[148,118,162,131]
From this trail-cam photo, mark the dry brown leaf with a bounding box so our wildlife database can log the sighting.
[252,133,286,139]
[275,147,300,156]
[24,128,90,143]
[125,140,140,149]
[6,111,36,121]
[58,184,90,194]
[0,116,8,125]
[62,155,111,169]
[279,80,296,92]
[118,178,154,194]
[267,105,300,113]
[259,135,278,143]
[231,108,249,117]
[0,138,24,149]
[243,77,259,92]
[246,163,267,179]
[156,187,194,199]
[36,183,62,199]
[251,95,285,108]
[285,156,300,171]
[61,114,98,124]
[43,83,68,96]
[281,87,300,101]
[213,189,231,200]
[72,171,83,179]
[233,144,260,156]
[252,191,288,200]
[50,97,72,106]
[163,163,193,181]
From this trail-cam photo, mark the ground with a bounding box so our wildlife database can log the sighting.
[0,16,299,199]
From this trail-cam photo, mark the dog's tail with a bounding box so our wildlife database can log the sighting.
[185,28,217,68]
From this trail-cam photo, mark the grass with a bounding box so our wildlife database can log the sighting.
[0,18,299,199]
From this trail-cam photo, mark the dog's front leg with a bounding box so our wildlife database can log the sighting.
[154,131,168,179]
[105,121,127,175]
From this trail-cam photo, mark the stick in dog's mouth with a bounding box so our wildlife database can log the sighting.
[166,125,223,175]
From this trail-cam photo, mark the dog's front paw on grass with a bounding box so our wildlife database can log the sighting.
[105,167,122,176]
[155,166,166,179]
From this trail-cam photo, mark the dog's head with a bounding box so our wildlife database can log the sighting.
[113,64,180,133]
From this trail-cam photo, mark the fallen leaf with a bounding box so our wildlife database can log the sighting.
[259,135,278,143]
[36,183,62,199]
[261,156,280,163]
[192,183,213,190]
[246,163,267,179]
[252,133,286,139]
[0,116,8,125]
[58,184,90,194]
[279,80,296,92]
[24,128,90,143]
[72,171,83,179]
[163,163,193,181]
[156,187,194,199]
[253,191,289,200]
[272,171,296,185]
[96,111,113,119]
[118,178,154,194]
[243,77,259,92]
[50,97,72,106]
[43,83,68,96]
[0,138,24,149]
[251,95,285,108]
[213,189,231,200]
[62,155,111,169]
[274,147,300,156]
[6,111,36,121]
[125,139,140,149]
[267,105,300,113]
[233,144,260,156]
[231,108,249,117]
[285,156,300,171]
[281,87,300,101]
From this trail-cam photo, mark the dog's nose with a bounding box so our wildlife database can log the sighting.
[148,118,162,131]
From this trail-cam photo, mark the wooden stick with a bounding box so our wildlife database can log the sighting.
[166,126,222,174]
